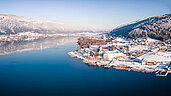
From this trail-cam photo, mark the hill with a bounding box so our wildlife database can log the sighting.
[108,14,171,41]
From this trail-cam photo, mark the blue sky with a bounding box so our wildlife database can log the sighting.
[0,0,170,30]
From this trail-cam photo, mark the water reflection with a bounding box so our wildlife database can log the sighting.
[82,62,112,70]
[0,36,78,55]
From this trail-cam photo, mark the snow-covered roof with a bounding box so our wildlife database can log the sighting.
[115,37,124,42]
[104,50,120,54]
[90,45,99,50]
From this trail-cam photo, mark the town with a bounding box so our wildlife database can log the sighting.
[68,35,171,76]
[0,32,98,42]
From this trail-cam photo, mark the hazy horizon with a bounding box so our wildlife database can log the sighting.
[0,0,171,30]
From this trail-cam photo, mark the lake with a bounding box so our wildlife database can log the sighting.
[0,37,170,96]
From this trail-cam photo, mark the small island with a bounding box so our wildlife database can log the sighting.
[69,35,171,76]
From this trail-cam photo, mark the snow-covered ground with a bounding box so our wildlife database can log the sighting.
[130,45,148,52]
[138,52,171,62]
[147,37,162,42]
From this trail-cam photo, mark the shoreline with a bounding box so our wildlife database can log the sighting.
[68,51,171,75]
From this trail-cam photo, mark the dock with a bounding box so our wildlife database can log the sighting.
[155,62,170,76]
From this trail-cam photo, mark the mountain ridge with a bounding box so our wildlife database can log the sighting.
[0,14,92,35]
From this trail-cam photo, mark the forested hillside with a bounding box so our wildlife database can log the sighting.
[109,14,171,41]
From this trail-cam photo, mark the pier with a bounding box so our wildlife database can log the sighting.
[155,62,170,76]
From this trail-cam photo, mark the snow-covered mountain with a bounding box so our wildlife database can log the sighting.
[108,13,171,41]
[0,14,91,34]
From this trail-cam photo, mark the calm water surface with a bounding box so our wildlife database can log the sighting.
[0,41,170,96]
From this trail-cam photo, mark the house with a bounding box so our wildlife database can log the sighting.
[103,50,125,61]
[96,55,103,60]
[149,47,159,53]
[90,45,99,51]
[141,59,160,65]
[83,53,89,58]
[161,46,167,50]
[167,48,171,52]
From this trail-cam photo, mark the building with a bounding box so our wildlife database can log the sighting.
[103,50,125,61]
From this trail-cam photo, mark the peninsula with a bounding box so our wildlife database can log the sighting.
[68,14,171,77]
